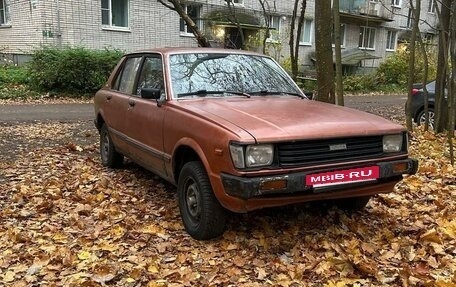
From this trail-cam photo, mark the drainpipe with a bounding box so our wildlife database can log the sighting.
[56,0,62,47]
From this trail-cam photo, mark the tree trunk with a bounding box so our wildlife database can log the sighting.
[259,0,271,55]
[314,0,335,103]
[157,0,211,47]
[405,0,421,131]
[333,0,344,106]
[418,36,430,131]
[289,0,299,81]
[434,0,451,133]
[293,0,306,79]
[448,1,456,164]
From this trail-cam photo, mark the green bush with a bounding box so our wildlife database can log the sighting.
[0,66,30,86]
[376,46,437,86]
[28,46,123,93]
[343,74,377,92]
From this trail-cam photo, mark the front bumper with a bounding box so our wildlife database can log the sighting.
[221,158,418,200]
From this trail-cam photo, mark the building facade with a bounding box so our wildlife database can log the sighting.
[0,0,438,72]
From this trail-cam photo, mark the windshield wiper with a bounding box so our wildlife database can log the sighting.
[177,90,251,98]
[249,90,305,99]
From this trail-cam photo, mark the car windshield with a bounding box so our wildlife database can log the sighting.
[169,53,302,98]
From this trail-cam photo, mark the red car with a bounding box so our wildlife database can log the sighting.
[94,48,418,240]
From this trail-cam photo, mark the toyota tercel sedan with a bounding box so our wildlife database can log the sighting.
[94,48,418,240]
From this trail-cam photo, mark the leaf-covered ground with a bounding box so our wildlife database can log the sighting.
[0,120,455,286]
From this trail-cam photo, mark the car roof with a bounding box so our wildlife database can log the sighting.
[126,47,267,57]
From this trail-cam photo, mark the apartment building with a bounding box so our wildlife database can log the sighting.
[0,0,438,73]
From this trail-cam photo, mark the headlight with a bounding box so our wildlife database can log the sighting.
[246,144,274,167]
[229,144,274,168]
[383,134,403,152]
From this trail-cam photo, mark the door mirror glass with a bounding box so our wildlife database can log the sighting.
[141,87,161,99]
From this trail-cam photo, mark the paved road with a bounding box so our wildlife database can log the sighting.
[0,94,406,122]
[0,103,93,122]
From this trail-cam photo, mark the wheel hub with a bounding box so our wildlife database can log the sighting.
[186,182,200,219]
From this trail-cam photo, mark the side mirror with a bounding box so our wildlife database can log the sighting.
[141,88,161,100]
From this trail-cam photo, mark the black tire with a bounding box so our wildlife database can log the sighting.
[100,124,123,168]
[177,161,228,240]
[335,196,371,211]
[416,108,435,129]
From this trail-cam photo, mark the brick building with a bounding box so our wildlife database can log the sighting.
[0,0,438,72]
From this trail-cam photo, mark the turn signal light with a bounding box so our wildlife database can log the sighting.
[393,162,408,173]
[259,179,287,191]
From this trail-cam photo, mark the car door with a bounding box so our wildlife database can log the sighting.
[103,55,143,154]
[124,54,168,178]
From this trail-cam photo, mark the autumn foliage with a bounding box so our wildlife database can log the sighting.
[0,121,455,286]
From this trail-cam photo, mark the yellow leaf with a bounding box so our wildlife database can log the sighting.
[420,229,442,244]
[77,250,91,260]
[3,271,15,282]
[111,225,125,238]
[147,264,159,274]
[435,280,456,287]
[126,277,135,283]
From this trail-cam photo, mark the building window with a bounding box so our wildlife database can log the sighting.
[332,24,346,47]
[180,4,202,35]
[300,19,313,45]
[359,26,376,49]
[226,0,244,5]
[386,30,397,51]
[423,33,435,44]
[101,0,129,28]
[267,15,281,42]
[0,0,8,25]
[391,0,401,7]
[428,0,436,13]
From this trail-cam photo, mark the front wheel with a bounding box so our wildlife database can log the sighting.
[177,161,228,240]
[100,124,123,168]
[416,108,435,130]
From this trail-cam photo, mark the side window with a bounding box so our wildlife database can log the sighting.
[118,57,142,94]
[136,56,164,96]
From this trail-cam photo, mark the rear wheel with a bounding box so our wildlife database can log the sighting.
[335,196,371,211]
[100,124,123,168]
[177,161,228,240]
[416,108,435,130]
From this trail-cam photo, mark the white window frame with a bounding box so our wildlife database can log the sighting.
[386,30,397,51]
[299,19,313,46]
[0,0,9,25]
[101,0,130,30]
[391,0,401,8]
[180,4,202,37]
[359,26,376,50]
[428,0,436,13]
[266,15,281,42]
[226,0,244,6]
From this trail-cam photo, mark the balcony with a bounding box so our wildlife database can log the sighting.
[340,0,393,24]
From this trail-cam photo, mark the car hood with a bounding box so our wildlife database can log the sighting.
[173,97,404,142]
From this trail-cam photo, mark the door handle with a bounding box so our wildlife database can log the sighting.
[128,99,136,107]
[106,95,112,100]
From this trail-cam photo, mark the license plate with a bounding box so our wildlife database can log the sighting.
[306,166,380,187]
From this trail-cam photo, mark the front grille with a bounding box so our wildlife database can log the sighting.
[277,136,385,167]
